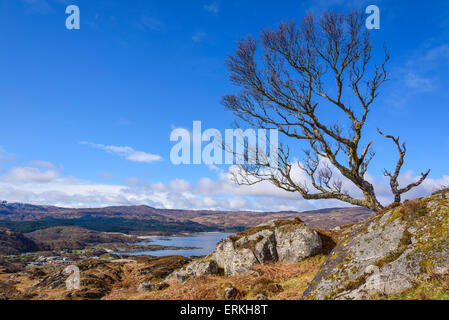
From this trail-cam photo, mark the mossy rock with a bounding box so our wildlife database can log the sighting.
[303,192,449,300]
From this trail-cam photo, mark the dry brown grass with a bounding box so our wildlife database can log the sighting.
[104,254,326,300]
[104,226,334,300]
[2,224,338,301]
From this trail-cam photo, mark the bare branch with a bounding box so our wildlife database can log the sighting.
[378,129,430,203]
[222,11,428,212]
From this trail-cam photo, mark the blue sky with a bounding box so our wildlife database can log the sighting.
[0,0,448,211]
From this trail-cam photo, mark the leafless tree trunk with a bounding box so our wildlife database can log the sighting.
[222,11,430,212]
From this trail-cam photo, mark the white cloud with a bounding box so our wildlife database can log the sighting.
[404,72,434,91]
[387,43,449,108]
[2,167,60,183]
[168,179,191,192]
[192,31,207,42]
[413,45,449,69]
[402,44,449,92]
[204,1,219,14]
[0,166,444,211]
[81,142,162,163]
[0,153,444,211]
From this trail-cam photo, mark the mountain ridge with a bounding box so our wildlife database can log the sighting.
[0,201,374,232]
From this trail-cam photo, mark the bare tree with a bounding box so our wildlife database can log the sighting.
[221,11,430,212]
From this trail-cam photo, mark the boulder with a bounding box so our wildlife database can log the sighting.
[168,259,219,283]
[167,218,322,281]
[210,219,321,276]
[275,223,322,263]
[250,229,278,263]
[224,286,238,300]
[137,281,168,292]
[302,192,449,300]
[210,239,259,276]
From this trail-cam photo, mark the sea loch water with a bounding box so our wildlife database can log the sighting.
[126,232,232,257]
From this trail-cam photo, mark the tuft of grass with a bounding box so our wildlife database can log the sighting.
[386,273,449,300]
[400,199,427,223]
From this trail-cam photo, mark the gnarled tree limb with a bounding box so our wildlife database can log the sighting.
[222,11,429,212]
[378,129,430,203]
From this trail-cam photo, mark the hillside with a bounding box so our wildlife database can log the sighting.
[0,201,373,234]
[188,207,372,230]
[0,228,39,255]
[1,191,449,300]
[25,226,137,250]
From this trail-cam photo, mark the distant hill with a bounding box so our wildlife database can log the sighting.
[25,226,137,250]
[0,201,169,222]
[186,207,373,230]
[0,201,374,234]
[0,228,39,255]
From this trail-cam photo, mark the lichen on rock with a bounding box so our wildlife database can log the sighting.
[302,191,449,300]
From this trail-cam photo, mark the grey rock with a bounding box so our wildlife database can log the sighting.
[168,259,219,283]
[175,273,190,284]
[166,219,322,281]
[209,220,321,276]
[250,229,278,263]
[302,194,449,300]
[211,239,259,276]
[255,220,277,228]
[224,286,238,300]
[31,270,66,290]
[138,281,168,292]
[256,293,269,300]
[275,223,322,263]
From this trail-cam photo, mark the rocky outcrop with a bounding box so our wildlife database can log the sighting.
[275,222,323,263]
[136,255,191,280]
[302,191,449,300]
[211,219,322,276]
[167,259,219,283]
[28,259,122,299]
[21,255,190,300]
[168,218,322,281]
